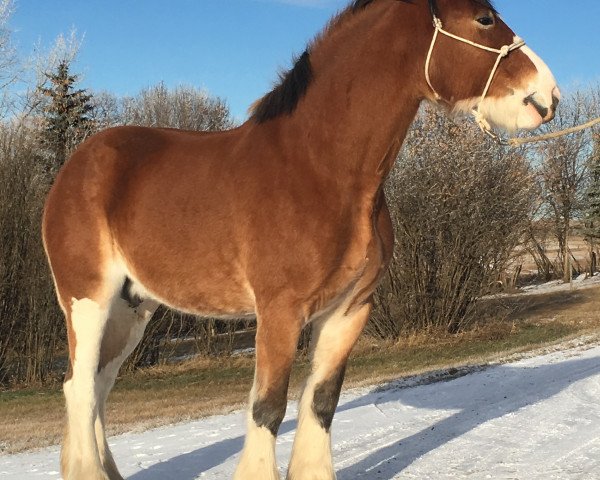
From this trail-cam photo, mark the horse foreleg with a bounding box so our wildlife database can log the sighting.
[234,307,302,480]
[287,303,370,480]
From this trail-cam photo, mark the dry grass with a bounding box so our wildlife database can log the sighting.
[2,285,600,455]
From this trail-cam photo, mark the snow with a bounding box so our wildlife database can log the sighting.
[2,341,600,479]
[519,272,600,295]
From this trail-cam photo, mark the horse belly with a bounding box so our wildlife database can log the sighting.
[118,238,255,317]
[112,190,255,317]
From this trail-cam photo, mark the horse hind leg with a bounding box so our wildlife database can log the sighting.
[94,283,159,480]
[60,272,158,480]
[61,291,114,480]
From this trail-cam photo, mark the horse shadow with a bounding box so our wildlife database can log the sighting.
[126,416,298,480]
[128,352,600,480]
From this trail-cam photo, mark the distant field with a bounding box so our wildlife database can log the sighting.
[513,234,597,276]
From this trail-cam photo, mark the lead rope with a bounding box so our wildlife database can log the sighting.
[506,117,600,146]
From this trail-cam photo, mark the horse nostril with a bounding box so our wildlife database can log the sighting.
[524,94,549,119]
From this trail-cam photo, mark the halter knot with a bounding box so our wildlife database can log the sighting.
[499,45,510,57]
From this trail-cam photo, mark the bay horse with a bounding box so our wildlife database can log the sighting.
[42,0,559,479]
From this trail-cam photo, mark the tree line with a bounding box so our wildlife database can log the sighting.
[0,3,599,386]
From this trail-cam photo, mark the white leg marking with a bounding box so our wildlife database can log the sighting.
[287,380,336,480]
[234,386,281,480]
[519,40,558,102]
[94,298,158,479]
[63,298,110,480]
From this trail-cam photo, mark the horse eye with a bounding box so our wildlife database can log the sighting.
[477,16,495,26]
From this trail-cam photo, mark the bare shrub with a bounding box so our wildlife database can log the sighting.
[524,217,555,281]
[583,132,600,275]
[533,88,600,281]
[369,107,536,337]
[0,123,63,385]
[121,83,234,131]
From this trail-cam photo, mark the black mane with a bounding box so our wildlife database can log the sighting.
[351,0,377,11]
[251,0,381,124]
[429,0,497,16]
[251,51,313,124]
[475,0,497,13]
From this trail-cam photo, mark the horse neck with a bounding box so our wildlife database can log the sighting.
[260,1,427,188]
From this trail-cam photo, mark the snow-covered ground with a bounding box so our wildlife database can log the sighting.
[519,272,600,295]
[2,341,600,479]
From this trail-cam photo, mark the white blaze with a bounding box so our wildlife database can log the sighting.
[455,36,559,132]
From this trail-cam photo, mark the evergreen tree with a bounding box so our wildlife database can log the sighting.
[38,60,93,171]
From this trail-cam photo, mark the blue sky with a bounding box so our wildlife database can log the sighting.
[10,0,600,120]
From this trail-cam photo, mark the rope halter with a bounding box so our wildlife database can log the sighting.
[425,16,526,140]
